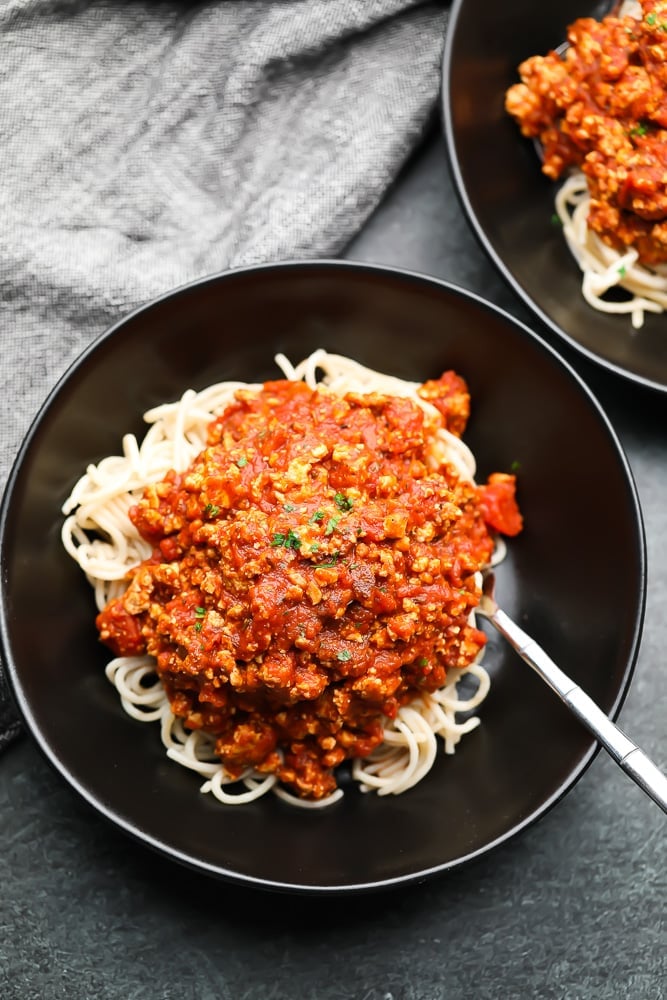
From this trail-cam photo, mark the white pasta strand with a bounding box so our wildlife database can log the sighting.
[201,769,279,805]
[555,172,667,329]
[272,785,345,809]
[66,351,499,807]
[352,661,490,795]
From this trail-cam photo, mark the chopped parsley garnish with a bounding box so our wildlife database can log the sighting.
[337,649,352,662]
[417,657,429,667]
[618,264,627,278]
[194,607,206,617]
[236,456,248,468]
[204,503,220,517]
[283,503,297,512]
[630,123,648,137]
[193,606,206,631]
[271,529,302,550]
[646,11,657,25]
[309,510,325,524]
[550,212,562,227]
[324,516,340,536]
[334,492,354,512]
[510,459,521,473]
[318,551,339,567]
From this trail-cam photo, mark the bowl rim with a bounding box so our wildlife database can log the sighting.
[0,258,648,893]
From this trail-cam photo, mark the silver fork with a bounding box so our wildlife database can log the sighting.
[480,572,667,815]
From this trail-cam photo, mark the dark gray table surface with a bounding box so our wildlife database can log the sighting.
[2,130,665,1000]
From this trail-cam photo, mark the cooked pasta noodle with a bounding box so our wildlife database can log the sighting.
[555,172,667,330]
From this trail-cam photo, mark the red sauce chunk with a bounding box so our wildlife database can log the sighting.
[96,375,522,799]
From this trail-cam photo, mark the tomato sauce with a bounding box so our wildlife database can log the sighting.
[505,0,667,266]
[97,375,521,799]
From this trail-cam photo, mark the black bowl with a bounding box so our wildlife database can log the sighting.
[442,0,667,393]
[0,261,646,893]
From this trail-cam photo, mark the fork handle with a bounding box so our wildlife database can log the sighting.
[490,606,667,815]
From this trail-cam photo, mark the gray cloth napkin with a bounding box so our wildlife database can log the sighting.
[0,0,448,749]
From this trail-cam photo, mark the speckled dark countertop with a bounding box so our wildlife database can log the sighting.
[1,131,665,1000]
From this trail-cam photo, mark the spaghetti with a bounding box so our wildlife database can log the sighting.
[555,172,667,329]
[62,351,521,807]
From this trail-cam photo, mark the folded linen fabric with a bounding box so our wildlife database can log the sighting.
[0,0,448,748]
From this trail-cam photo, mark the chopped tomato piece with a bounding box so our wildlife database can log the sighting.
[478,473,523,536]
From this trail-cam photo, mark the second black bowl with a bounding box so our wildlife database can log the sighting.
[442,0,667,393]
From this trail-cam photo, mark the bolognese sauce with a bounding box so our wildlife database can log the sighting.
[505,0,667,266]
[96,374,521,800]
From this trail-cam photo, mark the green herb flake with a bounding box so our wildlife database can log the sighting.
[318,550,339,568]
[550,212,562,227]
[271,529,302,550]
[283,503,297,512]
[337,649,352,662]
[286,529,302,549]
[417,657,429,667]
[204,503,221,518]
[324,516,340,536]
[194,606,206,617]
[618,264,627,278]
[334,492,354,512]
[630,123,648,137]
[646,11,657,25]
[510,459,522,473]
[236,456,248,468]
[194,622,203,632]
[309,510,325,524]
